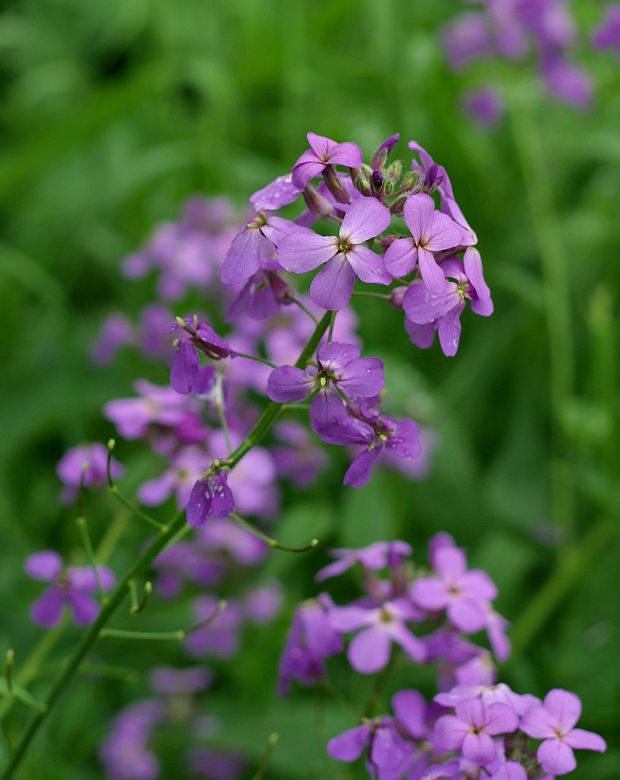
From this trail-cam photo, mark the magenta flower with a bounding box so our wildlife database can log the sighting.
[315,540,412,582]
[26,551,115,629]
[278,596,343,695]
[220,211,293,286]
[593,4,620,57]
[186,472,235,528]
[277,196,392,310]
[384,194,463,292]
[411,543,497,633]
[267,341,384,409]
[329,598,425,674]
[403,253,493,357]
[169,316,233,396]
[57,443,124,504]
[291,132,362,189]
[434,699,518,765]
[327,717,412,777]
[521,689,606,775]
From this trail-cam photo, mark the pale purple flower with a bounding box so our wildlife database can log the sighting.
[153,542,225,598]
[220,211,294,286]
[462,88,504,127]
[327,717,413,778]
[315,541,412,582]
[104,381,210,452]
[169,317,232,396]
[57,443,123,503]
[593,4,620,57]
[99,699,164,780]
[540,53,593,108]
[185,596,243,659]
[329,598,425,674]
[150,666,212,695]
[291,132,363,189]
[434,699,518,765]
[384,194,463,292]
[409,140,478,246]
[403,254,493,357]
[278,595,343,695]
[186,471,235,528]
[441,13,493,70]
[91,314,135,365]
[26,551,115,629]
[267,341,384,412]
[243,581,283,625]
[411,543,497,633]
[277,197,392,309]
[272,421,328,487]
[521,689,606,775]
[250,173,302,211]
[138,446,211,509]
[198,517,268,566]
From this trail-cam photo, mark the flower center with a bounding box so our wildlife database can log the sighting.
[456,282,469,300]
[337,238,352,254]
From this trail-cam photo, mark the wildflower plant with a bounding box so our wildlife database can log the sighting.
[0,132,606,780]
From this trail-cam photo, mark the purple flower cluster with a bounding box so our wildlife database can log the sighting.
[442,0,597,124]
[280,535,606,778]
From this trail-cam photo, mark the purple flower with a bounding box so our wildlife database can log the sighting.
[221,211,294,286]
[187,471,235,528]
[540,53,593,109]
[99,700,164,780]
[185,597,243,659]
[403,253,493,357]
[434,699,518,765]
[462,88,505,127]
[57,443,123,503]
[315,541,412,582]
[267,341,384,413]
[250,173,302,211]
[441,13,493,70]
[277,197,392,310]
[91,314,135,365]
[153,542,225,599]
[593,4,620,57]
[198,517,268,566]
[150,666,212,695]
[226,267,292,321]
[384,194,464,292]
[25,551,115,629]
[138,446,211,509]
[278,595,343,695]
[329,598,425,674]
[521,689,606,775]
[242,581,283,626]
[411,543,497,633]
[291,132,363,189]
[169,317,232,395]
[327,717,412,777]
[272,421,328,487]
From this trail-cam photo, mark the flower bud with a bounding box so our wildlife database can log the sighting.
[352,164,373,196]
[303,184,334,219]
[322,164,349,204]
[400,171,421,192]
[384,160,402,187]
[389,286,408,309]
[371,170,384,194]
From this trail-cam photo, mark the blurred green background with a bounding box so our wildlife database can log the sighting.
[0,0,618,777]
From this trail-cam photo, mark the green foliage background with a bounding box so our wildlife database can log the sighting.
[0,1,618,777]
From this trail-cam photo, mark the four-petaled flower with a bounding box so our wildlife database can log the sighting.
[521,689,606,776]
[277,197,392,310]
[384,193,464,292]
[434,699,518,765]
[26,551,115,629]
[291,132,363,189]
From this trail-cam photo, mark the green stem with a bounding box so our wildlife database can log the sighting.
[251,733,279,780]
[286,296,319,325]
[1,312,332,780]
[234,351,277,369]
[508,87,575,543]
[76,517,106,604]
[230,513,318,554]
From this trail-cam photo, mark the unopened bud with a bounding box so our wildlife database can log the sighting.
[400,171,421,192]
[385,160,402,186]
[371,170,384,194]
[352,164,373,196]
[389,286,408,309]
[303,184,334,219]
[322,165,349,204]
[379,235,399,252]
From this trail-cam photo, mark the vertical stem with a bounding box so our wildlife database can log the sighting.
[0,312,332,780]
[508,87,575,544]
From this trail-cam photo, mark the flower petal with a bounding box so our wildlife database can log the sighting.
[221,226,264,285]
[267,366,313,403]
[564,728,607,752]
[30,587,64,628]
[277,228,335,273]
[384,237,417,277]
[310,256,356,310]
[329,141,363,168]
[346,245,392,286]
[464,247,490,299]
[417,247,446,293]
[403,193,436,242]
[537,737,577,775]
[327,724,371,762]
[341,197,391,245]
[348,625,392,674]
[25,551,63,582]
[438,306,464,357]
